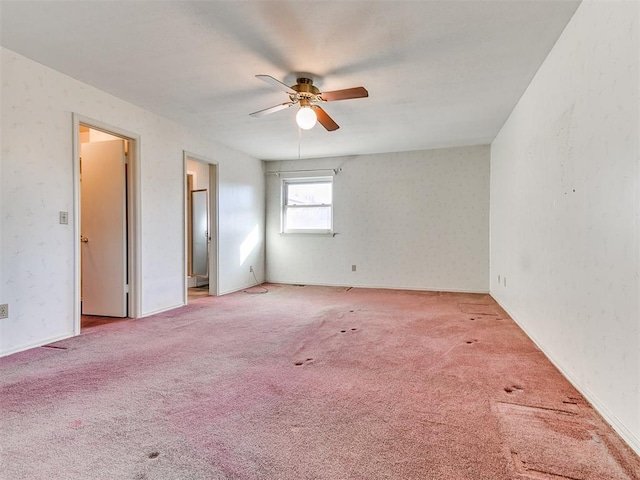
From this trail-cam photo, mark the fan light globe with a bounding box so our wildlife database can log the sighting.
[296,107,317,130]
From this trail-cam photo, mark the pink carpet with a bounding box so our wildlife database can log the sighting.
[1,284,638,479]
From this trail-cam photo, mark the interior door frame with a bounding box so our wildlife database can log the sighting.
[183,151,219,302]
[72,113,141,333]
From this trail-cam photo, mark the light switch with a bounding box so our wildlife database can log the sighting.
[59,211,68,224]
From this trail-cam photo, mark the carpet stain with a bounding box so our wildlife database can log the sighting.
[147,451,159,459]
[496,402,630,479]
[295,358,315,366]
[458,303,500,316]
[504,384,524,394]
[511,451,583,480]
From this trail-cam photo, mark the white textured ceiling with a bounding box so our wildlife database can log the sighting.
[0,0,580,160]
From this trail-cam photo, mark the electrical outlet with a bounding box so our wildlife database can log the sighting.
[249,265,253,273]
[0,304,8,319]
[351,265,357,272]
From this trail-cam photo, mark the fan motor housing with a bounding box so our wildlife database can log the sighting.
[291,77,320,98]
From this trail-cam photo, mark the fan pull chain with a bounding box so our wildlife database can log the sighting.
[298,126,302,159]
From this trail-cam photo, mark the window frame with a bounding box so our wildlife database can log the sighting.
[281,176,334,235]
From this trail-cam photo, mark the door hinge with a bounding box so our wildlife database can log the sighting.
[124,284,129,293]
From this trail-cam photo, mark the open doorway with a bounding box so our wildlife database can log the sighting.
[184,153,218,303]
[73,116,140,332]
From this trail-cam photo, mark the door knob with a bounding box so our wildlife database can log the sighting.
[80,236,89,243]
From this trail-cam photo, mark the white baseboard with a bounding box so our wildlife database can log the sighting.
[140,302,186,318]
[218,281,264,296]
[187,276,209,288]
[0,331,76,358]
[265,280,488,295]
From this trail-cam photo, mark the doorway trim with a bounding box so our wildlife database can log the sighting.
[72,113,142,334]
[183,151,219,303]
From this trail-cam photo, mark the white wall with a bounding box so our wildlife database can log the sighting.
[0,48,264,356]
[490,0,639,454]
[266,146,490,292]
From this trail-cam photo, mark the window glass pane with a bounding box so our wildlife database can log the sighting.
[285,206,332,231]
[286,182,332,205]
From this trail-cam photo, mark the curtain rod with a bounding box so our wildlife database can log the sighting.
[266,168,342,176]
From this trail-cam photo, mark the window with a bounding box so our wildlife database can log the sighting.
[282,177,333,234]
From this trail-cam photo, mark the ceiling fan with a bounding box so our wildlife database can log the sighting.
[250,74,368,131]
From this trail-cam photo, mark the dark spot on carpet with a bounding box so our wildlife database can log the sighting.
[341,330,346,333]
[505,385,523,393]
[466,341,473,344]
[148,452,159,459]
[294,361,304,366]
[306,358,313,362]
[350,310,355,312]
[351,328,357,331]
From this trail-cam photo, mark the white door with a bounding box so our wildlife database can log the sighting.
[80,139,127,317]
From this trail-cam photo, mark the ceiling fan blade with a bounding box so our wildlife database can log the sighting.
[256,74,294,93]
[249,102,294,117]
[312,106,340,131]
[320,86,368,102]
